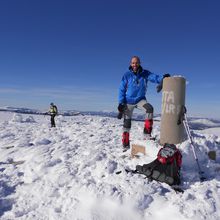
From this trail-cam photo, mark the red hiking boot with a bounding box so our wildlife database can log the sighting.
[143,119,153,139]
[122,132,130,149]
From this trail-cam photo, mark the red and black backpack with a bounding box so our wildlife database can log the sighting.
[136,143,182,185]
[157,143,182,168]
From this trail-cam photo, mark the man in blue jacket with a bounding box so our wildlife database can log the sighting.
[118,56,169,150]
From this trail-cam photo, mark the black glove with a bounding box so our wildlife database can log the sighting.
[118,103,125,113]
[117,104,125,119]
[177,106,187,125]
[156,73,171,93]
[163,73,171,78]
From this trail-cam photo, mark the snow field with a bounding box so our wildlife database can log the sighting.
[0,112,220,219]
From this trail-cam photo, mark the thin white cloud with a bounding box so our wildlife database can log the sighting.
[198,83,218,89]
[0,86,117,101]
[0,88,25,94]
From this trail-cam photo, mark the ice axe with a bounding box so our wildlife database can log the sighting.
[178,106,206,182]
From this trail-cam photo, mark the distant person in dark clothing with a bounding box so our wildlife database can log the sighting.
[48,103,58,127]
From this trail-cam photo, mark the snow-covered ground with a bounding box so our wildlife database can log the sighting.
[0,112,220,220]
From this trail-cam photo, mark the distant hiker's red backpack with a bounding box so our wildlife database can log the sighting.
[157,143,182,167]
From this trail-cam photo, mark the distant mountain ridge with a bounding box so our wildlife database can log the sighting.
[0,106,80,116]
[0,106,148,119]
[1,106,220,130]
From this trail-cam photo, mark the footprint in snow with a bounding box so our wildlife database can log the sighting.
[46,158,62,167]
[34,138,51,145]
[107,160,117,174]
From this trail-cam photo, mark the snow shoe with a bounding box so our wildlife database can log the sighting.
[143,133,156,141]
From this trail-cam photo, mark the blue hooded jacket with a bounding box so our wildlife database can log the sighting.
[118,66,163,104]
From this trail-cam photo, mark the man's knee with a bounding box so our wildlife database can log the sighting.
[143,103,154,113]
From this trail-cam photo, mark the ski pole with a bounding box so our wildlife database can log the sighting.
[183,113,205,181]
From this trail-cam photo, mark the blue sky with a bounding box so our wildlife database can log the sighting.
[0,0,220,118]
